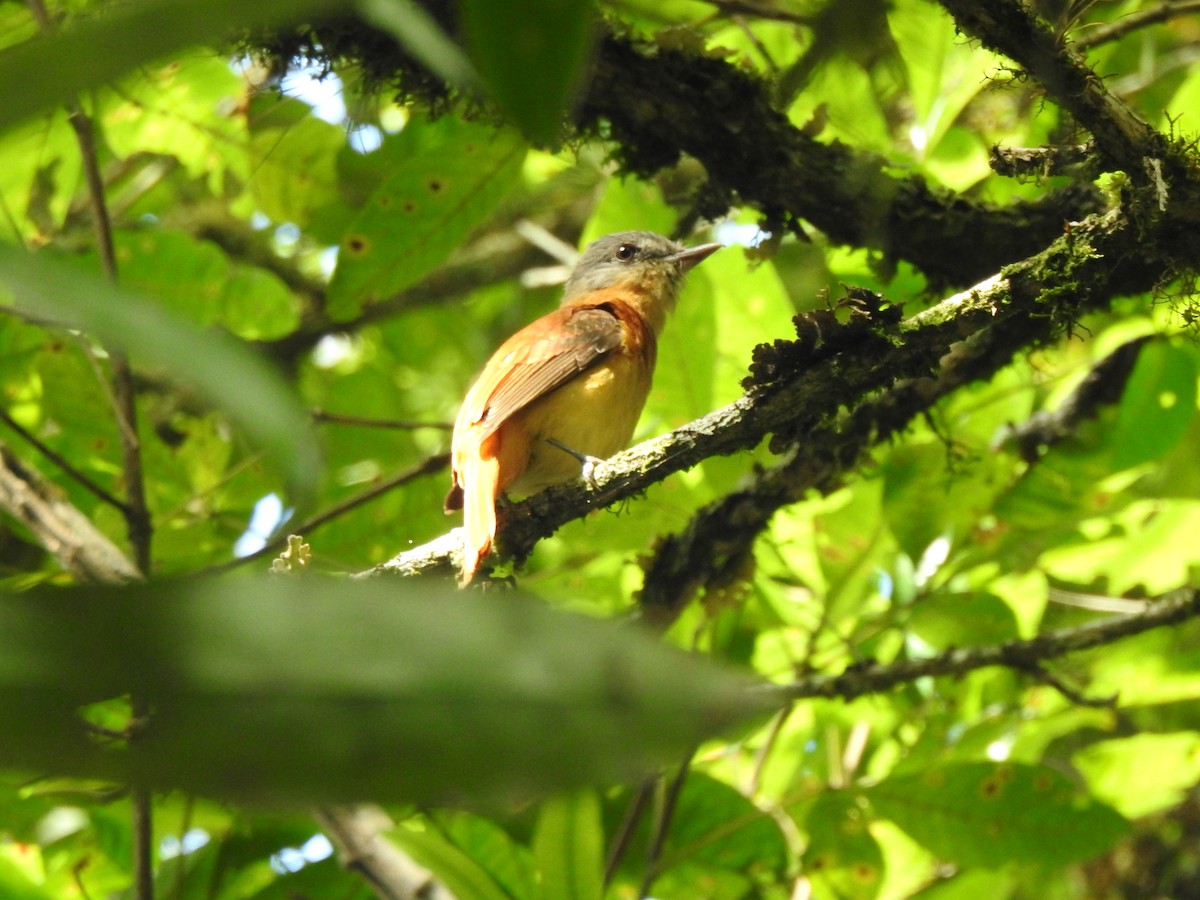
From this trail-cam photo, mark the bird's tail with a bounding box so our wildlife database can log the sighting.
[460,449,499,584]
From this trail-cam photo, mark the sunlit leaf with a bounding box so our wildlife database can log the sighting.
[389,825,513,900]
[327,118,526,320]
[1073,731,1200,819]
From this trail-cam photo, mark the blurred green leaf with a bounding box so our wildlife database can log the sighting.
[0,576,772,807]
[113,229,299,339]
[0,0,341,134]
[0,245,320,509]
[420,810,536,898]
[533,791,604,900]
[1073,731,1200,819]
[907,591,1020,650]
[1110,340,1196,471]
[327,118,525,320]
[359,0,477,89]
[102,53,245,190]
[868,762,1129,866]
[390,825,513,900]
[460,0,594,144]
[653,773,789,874]
[246,103,346,228]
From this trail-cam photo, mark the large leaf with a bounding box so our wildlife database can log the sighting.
[0,576,773,807]
[459,0,595,144]
[800,791,884,900]
[0,246,320,509]
[867,762,1129,867]
[327,117,526,320]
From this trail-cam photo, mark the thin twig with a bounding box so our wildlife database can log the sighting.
[213,453,450,573]
[27,1,154,892]
[313,410,453,431]
[0,406,129,512]
[1074,0,1200,50]
[604,779,654,887]
[638,757,692,899]
[767,589,1200,704]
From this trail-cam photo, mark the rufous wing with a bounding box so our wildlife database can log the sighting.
[461,304,626,443]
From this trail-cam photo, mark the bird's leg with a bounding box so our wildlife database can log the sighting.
[545,437,605,489]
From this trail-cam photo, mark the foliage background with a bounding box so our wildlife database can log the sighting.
[2,0,1200,897]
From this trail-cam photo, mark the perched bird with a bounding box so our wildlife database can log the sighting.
[445,230,721,583]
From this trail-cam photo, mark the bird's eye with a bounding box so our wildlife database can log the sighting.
[615,243,638,261]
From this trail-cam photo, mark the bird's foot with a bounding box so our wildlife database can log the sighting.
[579,455,605,490]
[545,438,605,490]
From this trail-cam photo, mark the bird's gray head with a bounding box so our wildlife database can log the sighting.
[562,231,721,302]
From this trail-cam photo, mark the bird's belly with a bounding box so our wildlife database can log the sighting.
[507,356,651,496]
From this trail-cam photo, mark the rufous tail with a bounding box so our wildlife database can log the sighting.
[459,450,499,584]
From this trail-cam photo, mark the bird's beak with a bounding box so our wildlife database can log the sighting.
[669,242,722,273]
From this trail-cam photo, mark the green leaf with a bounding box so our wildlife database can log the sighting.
[425,810,537,899]
[460,0,594,144]
[656,773,789,874]
[327,118,526,320]
[533,791,604,900]
[246,98,347,228]
[867,762,1129,866]
[358,0,477,89]
[0,576,773,807]
[0,856,57,900]
[0,0,343,134]
[112,230,299,339]
[907,591,1020,650]
[0,245,320,509]
[1109,339,1197,471]
[801,791,884,900]
[102,53,246,190]
[389,825,513,900]
[1073,731,1200,819]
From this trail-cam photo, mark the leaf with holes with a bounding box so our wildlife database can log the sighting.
[327,117,526,320]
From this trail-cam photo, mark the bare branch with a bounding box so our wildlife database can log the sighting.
[313,806,453,900]
[1073,1,1200,51]
[0,442,139,583]
[766,588,1200,703]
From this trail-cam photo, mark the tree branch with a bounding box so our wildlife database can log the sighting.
[935,0,1185,188]
[373,199,1165,583]
[1072,1,1200,52]
[246,21,1105,289]
[767,588,1200,703]
[0,442,140,583]
[313,805,452,900]
[578,31,1104,287]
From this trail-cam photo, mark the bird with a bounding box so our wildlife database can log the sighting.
[445,230,721,584]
